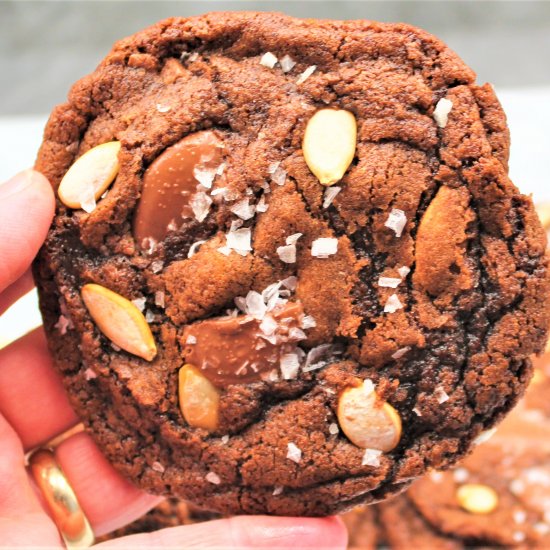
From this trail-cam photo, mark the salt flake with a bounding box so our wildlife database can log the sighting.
[286,442,302,463]
[281,353,301,380]
[256,195,269,213]
[245,291,268,320]
[323,186,341,209]
[385,209,407,238]
[205,471,221,485]
[301,315,317,329]
[434,386,450,404]
[190,192,212,222]
[188,240,206,258]
[384,294,403,313]
[329,422,339,435]
[152,461,165,473]
[260,51,278,68]
[154,291,165,308]
[311,237,338,258]
[84,367,97,380]
[156,103,171,113]
[231,198,256,220]
[397,266,411,278]
[281,276,298,291]
[378,277,402,288]
[193,165,216,189]
[226,227,252,256]
[362,448,382,467]
[433,98,453,128]
[273,486,284,496]
[277,244,296,264]
[54,315,71,335]
[280,55,296,73]
[453,467,469,483]
[297,65,317,84]
[132,297,146,311]
[473,427,497,446]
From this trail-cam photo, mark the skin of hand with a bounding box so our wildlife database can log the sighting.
[0,170,349,549]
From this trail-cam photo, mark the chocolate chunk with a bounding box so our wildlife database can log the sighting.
[182,302,304,386]
[133,130,223,246]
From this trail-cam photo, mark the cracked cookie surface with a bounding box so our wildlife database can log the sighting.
[34,12,549,515]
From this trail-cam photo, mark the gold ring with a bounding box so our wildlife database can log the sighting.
[27,447,95,549]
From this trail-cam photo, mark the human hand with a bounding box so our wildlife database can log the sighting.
[0,170,348,548]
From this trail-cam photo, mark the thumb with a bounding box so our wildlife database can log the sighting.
[95,515,348,549]
[0,170,55,293]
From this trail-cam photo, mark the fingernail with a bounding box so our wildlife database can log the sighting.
[0,170,37,199]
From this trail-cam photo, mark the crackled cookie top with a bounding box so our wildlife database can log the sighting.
[34,12,549,516]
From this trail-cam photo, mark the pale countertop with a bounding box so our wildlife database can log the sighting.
[1,86,549,348]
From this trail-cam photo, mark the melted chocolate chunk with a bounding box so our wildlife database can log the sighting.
[182,302,304,386]
[133,130,223,246]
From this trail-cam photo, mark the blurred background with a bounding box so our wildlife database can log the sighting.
[1,0,550,346]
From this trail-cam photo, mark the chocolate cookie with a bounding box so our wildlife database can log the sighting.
[34,12,549,516]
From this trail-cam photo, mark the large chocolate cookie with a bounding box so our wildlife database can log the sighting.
[34,12,549,516]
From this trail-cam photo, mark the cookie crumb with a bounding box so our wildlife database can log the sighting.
[433,97,453,128]
[384,208,407,237]
[205,471,221,485]
[259,51,278,68]
[362,448,382,467]
[287,442,302,463]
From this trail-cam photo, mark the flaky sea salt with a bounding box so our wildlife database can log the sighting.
[385,209,407,238]
[289,327,307,341]
[311,237,338,258]
[281,353,301,380]
[453,467,469,483]
[154,291,165,308]
[271,165,287,186]
[303,344,336,372]
[514,510,527,524]
[156,103,171,113]
[510,479,526,495]
[434,386,450,404]
[323,186,341,209]
[285,233,302,246]
[329,422,339,435]
[231,198,256,220]
[273,486,284,496]
[216,162,226,176]
[287,442,302,463]
[384,294,403,313]
[277,244,297,264]
[512,531,526,543]
[413,407,422,416]
[193,165,216,189]
[151,260,164,273]
[256,195,269,213]
[301,315,317,329]
[185,335,197,345]
[188,240,206,258]
[132,297,146,311]
[378,277,402,288]
[221,435,230,444]
[259,315,278,336]
[392,346,410,360]
[297,65,316,84]
[145,310,156,323]
[280,54,296,73]
[152,461,165,473]
[260,51,278,68]
[54,315,71,335]
[225,227,252,256]
[84,368,97,380]
[362,448,382,467]
[473,427,497,446]
[397,266,411,278]
[246,291,268,320]
[205,472,221,485]
[363,379,375,396]
[433,97,453,128]
[190,192,212,222]
[430,471,444,483]
[281,276,298,291]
